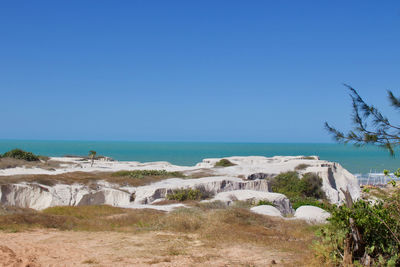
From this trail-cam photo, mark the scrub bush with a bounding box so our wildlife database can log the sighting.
[2,149,39,161]
[214,159,236,167]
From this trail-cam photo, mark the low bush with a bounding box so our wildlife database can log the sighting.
[270,171,325,200]
[301,173,326,199]
[166,187,214,201]
[270,171,304,199]
[2,149,39,161]
[112,170,185,179]
[214,159,236,167]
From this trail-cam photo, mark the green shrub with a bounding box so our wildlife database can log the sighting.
[301,173,326,199]
[315,196,400,266]
[270,171,305,199]
[112,170,185,179]
[271,171,325,200]
[167,187,214,201]
[2,149,39,161]
[214,159,236,167]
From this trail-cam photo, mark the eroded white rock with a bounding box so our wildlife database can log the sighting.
[0,155,361,210]
[130,176,269,205]
[0,176,270,211]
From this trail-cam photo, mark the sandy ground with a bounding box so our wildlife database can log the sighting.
[0,229,295,267]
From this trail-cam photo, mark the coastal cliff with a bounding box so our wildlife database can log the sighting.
[0,156,360,212]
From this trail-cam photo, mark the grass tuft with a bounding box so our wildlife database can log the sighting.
[294,164,310,171]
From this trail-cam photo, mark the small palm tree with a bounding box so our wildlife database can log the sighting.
[89,150,97,167]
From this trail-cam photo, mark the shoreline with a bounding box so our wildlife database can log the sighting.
[1,155,323,177]
[0,141,396,174]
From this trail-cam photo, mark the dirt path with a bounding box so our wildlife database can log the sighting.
[0,229,297,266]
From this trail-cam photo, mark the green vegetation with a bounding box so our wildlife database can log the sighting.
[322,86,400,265]
[112,170,185,179]
[301,173,326,199]
[214,159,236,167]
[325,85,400,155]
[166,187,213,201]
[271,171,325,200]
[315,196,400,266]
[270,171,326,211]
[1,149,40,161]
[271,171,303,198]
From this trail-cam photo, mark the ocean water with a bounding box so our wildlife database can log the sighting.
[0,140,398,174]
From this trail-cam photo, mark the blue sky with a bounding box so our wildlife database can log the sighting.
[1,1,399,142]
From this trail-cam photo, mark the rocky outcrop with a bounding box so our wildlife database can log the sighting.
[0,176,270,211]
[303,162,360,204]
[0,184,55,210]
[197,156,360,204]
[0,156,361,210]
[207,190,292,215]
[129,176,269,205]
[0,183,130,210]
[293,206,331,224]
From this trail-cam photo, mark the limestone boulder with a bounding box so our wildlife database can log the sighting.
[131,176,269,205]
[294,205,330,224]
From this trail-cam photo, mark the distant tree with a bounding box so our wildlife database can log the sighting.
[88,150,97,167]
[325,84,400,155]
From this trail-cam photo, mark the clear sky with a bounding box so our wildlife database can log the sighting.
[1,1,399,142]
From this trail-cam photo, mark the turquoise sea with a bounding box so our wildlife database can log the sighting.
[0,140,398,174]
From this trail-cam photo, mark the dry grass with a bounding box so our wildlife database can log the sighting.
[0,170,193,187]
[0,205,163,232]
[0,205,317,256]
[0,204,320,265]
[294,163,310,171]
[0,157,63,170]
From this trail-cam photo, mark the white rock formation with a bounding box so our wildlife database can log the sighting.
[208,190,292,215]
[129,177,269,205]
[0,183,128,210]
[197,156,360,204]
[0,155,361,209]
[293,205,331,224]
[0,176,270,211]
[250,205,283,217]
